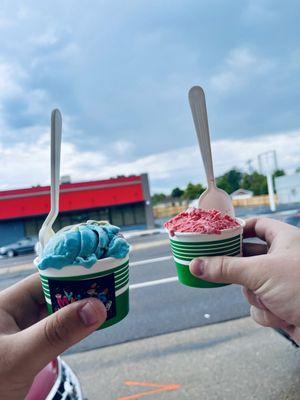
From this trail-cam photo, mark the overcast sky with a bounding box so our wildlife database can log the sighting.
[0,0,299,193]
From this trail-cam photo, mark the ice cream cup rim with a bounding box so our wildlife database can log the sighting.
[34,253,129,270]
[166,217,245,237]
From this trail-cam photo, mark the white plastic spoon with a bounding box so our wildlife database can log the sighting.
[188,86,235,216]
[38,109,62,252]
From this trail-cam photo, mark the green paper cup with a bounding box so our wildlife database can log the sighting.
[168,219,244,288]
[36,254,129,329]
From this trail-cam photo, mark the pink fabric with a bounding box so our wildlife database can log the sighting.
[164,208,239,236]
[25,360,58,400]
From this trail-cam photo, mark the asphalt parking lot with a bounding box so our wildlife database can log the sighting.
[1,224,299,399]
[66,318,300,400]
[0,233,250,352]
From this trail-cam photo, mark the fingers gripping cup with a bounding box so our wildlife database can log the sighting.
[35,221,130,329]
[165,208,244,288]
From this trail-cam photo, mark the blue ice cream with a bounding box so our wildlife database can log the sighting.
[37,221,129,270]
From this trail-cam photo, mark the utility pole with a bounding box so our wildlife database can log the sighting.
[246,159,254,174]
[258,155,263,175]
[257,150,278,212]
[266,173,276,212]
[273,150,278,171]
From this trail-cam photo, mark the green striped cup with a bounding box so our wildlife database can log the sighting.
[36,254,129,329]
[168,219,244,288]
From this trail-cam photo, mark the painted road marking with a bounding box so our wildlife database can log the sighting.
[0,239,170,275]
[131,255,172,267]
[130,276,178,290]
[0,262,178,290]
[117,381,181,400]
[0,262,34,276]
[0,255,173,277]
[130,239,169,251]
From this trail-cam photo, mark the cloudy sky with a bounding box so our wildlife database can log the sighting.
[0,0,299,193]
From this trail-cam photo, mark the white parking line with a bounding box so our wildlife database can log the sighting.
[130,276,178,290]
[0,263,34,276]
[131,255,172,267]
[130,239,169,251]
[0,255,174,277]
[0,258,178,291]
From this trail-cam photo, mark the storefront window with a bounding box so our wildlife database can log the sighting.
[134,203,146,224]
[24,217,44,237]
[23,203,147,239]
[110,207,123,226]
[53,219,62,232]
[24,219,38,237]
[98,208,110,222]
[87,211,101,221]
[60,215,72,228]
[123,205,135,226]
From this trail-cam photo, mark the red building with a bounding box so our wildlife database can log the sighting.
[0,174,154,246]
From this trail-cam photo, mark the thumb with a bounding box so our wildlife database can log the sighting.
[189,254,270,289]
[14,298,107,374]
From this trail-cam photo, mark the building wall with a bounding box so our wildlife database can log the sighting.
[0,220,25,246]
[0,175,153,246]
[275,173,300,204]
[0,202,147,246]
[141,173,155,228]
[0,176,144,220]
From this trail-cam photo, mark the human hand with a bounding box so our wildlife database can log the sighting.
[0,273,107,399]
[189,218,300,344]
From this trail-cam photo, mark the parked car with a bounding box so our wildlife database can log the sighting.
[0,236,37,257]
[284,211,300,228]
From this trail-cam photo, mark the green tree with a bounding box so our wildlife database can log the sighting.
[273,169,285,178]
[216,175,231,194]
[171,187,184,198]
[296,167,300,173]
[216,169,243,194]
[182,182,205,200]
[151,193,167,205]
[242,171,268,195]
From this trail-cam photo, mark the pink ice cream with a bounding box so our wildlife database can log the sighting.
[164,208,239,236]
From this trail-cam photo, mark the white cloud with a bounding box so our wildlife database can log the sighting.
[112,140,135,156]
[1,128,300,193]
[30,30,59,46]
[243,0,276,23]
[16,6,32,20]
[0,62,26,98]
[0,1,298,197]
[0,16,13,29]
[210,47,274,92]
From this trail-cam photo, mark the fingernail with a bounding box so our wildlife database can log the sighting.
[190,258,205,276]
[79,300,100,326]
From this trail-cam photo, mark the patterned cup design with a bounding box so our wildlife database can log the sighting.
[38,255,129,329]
[168,221,244,288]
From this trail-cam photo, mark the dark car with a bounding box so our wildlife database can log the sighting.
[0,236,37,257]
[284,211,300,228]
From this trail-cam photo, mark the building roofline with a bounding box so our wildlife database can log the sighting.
[0,175,142,200]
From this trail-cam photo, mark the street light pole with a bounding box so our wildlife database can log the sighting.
[266,173,276,212]
[257,150,277,212]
